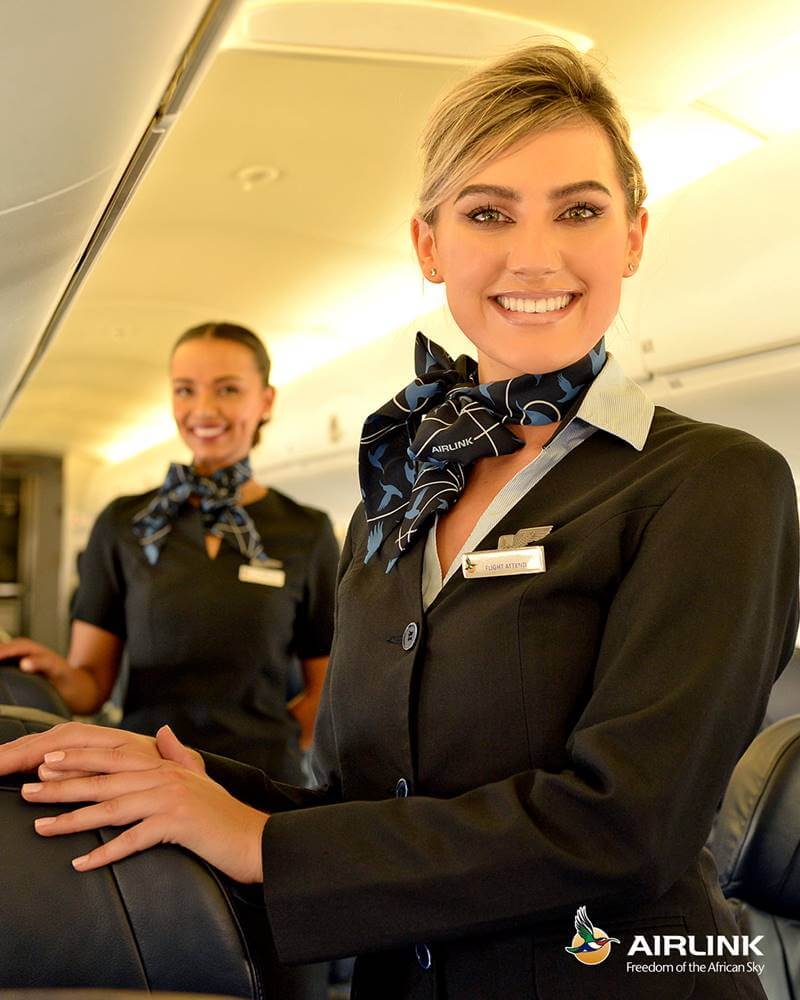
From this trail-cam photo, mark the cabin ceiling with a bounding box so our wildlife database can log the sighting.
[1,0,799,470]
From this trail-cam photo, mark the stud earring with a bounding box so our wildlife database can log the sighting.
[430,267,438,277]
[627,262,635,273]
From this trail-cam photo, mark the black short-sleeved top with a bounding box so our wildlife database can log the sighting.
[71,487,339,781]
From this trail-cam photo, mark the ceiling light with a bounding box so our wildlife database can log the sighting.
[98,410,177,464]
[234,164,281,192]
[632,106,762,204]
[266,264,447,386]
[224,1,592,62]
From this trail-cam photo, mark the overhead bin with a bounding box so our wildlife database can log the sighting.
[0,0,239,415]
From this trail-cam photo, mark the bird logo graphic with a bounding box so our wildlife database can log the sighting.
[565,906,620,965]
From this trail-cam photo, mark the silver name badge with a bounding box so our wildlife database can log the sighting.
[462,546,546,579]
[239,563,286,588]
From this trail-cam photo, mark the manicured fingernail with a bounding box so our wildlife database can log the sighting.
[72,855,88,870]
[34,816,56,829]
[22,783,42,794]
[39,767,58,779]
[44,751,65,763]
[19,659,32,671]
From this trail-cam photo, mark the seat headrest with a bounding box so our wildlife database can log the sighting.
[0,708,268,996]
[0,666,71,718]
[713,714,800,915]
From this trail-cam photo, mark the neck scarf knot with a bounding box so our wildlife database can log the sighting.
[132,458,267,566]
[358,332,605,570]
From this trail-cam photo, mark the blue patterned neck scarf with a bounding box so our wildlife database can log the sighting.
[132,458,267,566]
[359,332,605,570]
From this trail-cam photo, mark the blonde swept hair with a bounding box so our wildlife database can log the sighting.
[417,44,646,223]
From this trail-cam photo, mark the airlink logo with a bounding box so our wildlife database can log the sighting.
[628,935,765,957]
[565,906,620,965]
[565,906,767,976]
[431,437,473,453]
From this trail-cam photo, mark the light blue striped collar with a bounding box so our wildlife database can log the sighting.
[557,352,654,451]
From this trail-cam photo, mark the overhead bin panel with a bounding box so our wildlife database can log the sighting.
[637,129,800,374]
[0,0,233,411]
[0,171,113,404]
[646,345,800,479]
[0,2,201,207]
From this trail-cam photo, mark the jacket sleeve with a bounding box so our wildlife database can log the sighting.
[198,750,324,811]
[260,439,800,963]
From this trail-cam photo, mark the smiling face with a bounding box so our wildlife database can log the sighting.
[413,124,647,380]
[171,337,274,475]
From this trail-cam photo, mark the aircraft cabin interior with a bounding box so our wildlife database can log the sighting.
[1,1,799,999]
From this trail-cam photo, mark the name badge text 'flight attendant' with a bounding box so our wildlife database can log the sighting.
[461,525,552,580]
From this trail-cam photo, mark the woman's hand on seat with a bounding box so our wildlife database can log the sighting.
[0,719,205,781]
[20,725,266,884]
[0,636,70,683]
[0,626,123,715]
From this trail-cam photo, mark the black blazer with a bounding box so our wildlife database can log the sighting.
[205,408,799,1000]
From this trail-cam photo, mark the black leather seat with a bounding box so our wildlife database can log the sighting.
[712,714,800,1000]
[0,993,241,999]
[0,707,270,997]
[764,650,800,728]
[0,665,71,718]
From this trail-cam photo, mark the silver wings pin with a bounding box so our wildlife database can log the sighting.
[497,525,554,550]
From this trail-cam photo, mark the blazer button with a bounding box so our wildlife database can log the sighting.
[415,943,433,970]
[401,622,418,651]
[395,778,409,798]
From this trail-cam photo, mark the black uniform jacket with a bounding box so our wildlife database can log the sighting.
[205,408,800,1000]
[74,488,338,779]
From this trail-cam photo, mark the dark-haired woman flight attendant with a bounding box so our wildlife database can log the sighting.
[2,48,799,1000]
[0,323,339,783]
